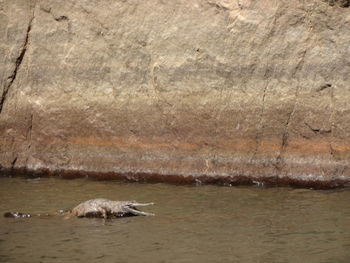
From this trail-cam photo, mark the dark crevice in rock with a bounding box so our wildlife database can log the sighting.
[236,0,243,9]
[300,133,311,140]
[207,1,230,12]
[54,15,68,22]
[25,113,33,165]
[275,41,310,169]
[317,83,332,92]
[325,0,350,8]
[329,83,336,159]
[11,156,18,169]
[250,83,269,161]
[40,6,69,22]
[292,49,308,77]
[304,122,332,134]
[329,144,338,159]
[0,10,34,114]
[275,87,299,169]
[26,114,33,150]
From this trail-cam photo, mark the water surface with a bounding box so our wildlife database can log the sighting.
[0,177,349,262]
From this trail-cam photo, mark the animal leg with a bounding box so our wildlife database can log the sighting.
[124,207,155,216]
[98,207,108,219]
[64,213,74,220]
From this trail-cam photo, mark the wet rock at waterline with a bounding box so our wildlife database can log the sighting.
[0,0,350,188]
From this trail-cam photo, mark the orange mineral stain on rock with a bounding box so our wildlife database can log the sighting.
[69,136,199,151]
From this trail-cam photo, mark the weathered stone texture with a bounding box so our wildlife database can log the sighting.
[0,0,350,187]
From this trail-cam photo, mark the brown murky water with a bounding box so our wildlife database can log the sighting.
[0,176,349,263]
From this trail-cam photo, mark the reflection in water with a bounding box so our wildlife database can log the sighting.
[0,177,349,262]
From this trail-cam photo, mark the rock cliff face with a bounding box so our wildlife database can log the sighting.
[1,0,350,187]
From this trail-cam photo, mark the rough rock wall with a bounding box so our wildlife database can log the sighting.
[0,0,349,187]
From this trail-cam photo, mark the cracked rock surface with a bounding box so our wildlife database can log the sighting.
[0,0,349,187]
